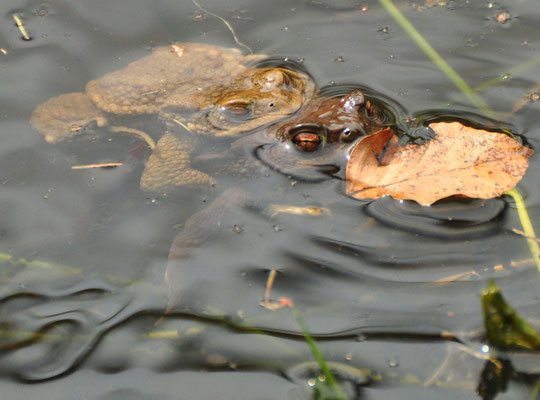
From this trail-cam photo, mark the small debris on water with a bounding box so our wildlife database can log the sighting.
[387,357,399,368]
[233,224,243,233]
[268,204,330,218]
[13,14,32,41]
[527,92,540,103]
[71,162,123,169]
[192,11,206,21]
[335,56,344,62]
[0,49,7,55]
[494,11,511,24]
[206,353,228,366]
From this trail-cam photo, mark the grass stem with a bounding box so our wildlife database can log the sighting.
[292,308,347,400]
[378,0,492,117]
[505,189,540,273]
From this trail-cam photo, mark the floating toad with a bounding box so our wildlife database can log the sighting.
[246,89,389,180]
[141,89,391,194]
[166,89,390,306]
[30,42,316,191]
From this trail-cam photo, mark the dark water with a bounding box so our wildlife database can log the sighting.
[1,0,539,398]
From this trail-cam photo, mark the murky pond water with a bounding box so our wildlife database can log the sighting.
[1,0,539,398]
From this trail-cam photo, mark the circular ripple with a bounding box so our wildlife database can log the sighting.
[365,196,506,239]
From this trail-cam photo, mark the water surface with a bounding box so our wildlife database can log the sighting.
[1,0,539,398]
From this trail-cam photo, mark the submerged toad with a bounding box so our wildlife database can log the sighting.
[30,42,316,191]
[141,89,389,193]
[166,89,390,306]
[8,89,394,381]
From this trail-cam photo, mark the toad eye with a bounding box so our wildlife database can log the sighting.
[220,101,253,122]
[292,131,322,152]
[365,100,379,121]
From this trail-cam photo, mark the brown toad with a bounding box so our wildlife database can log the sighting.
[9,89,393,381]
[141,89,389,195]
[247,89,388,180]
[165,89,390,307]
[30,43,316,191]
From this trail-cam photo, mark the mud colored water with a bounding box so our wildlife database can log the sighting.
[1,0,539,399]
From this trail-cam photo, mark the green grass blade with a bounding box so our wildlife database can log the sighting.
[292,308,348,400]
[504,189,540,273]
[378,0,492,116]
[475,53,540,92]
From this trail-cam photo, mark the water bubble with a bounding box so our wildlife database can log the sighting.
[307,378,316,387]
[387,357,399,368]
[355,334,366,342]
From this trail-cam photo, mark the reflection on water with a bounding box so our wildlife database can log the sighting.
[1,0,540,398]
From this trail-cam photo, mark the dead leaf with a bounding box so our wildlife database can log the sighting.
[346,122,534,206]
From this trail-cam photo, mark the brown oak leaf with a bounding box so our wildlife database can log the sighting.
[346,122,534,206]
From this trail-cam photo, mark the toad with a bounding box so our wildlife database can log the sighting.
[30,42,316,191]
[140,88,390,194]
[8,89,394,380]
[165,89,390,306]
[244,89,389,180]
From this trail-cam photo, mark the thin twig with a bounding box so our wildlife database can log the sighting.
[191,0,253,54]
[512,228,540,242]
[13,14,31,41]
[108,126,156,149]
[71,163,123,170]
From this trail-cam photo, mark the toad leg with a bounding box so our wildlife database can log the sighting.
[30,93,108,143]
[140,132,215,193]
